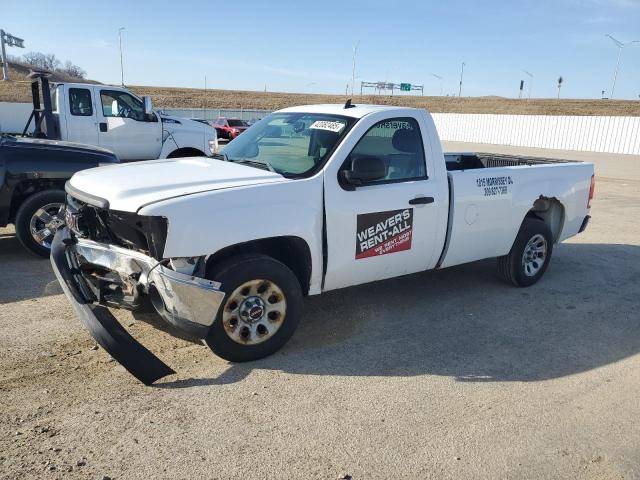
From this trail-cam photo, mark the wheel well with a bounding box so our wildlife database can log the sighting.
[8,180,65,225]
[206,237,312,295]
[167,147,205,158]
[526,197,565,242]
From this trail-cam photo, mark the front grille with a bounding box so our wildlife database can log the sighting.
[65,194,168,260]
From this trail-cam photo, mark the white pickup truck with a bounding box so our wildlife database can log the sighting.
[42,82,217,161]
[51,103,595,384]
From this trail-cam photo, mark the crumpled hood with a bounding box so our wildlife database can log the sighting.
[68,157,285,212]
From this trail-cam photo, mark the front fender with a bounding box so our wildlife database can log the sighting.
[138,176,325,294]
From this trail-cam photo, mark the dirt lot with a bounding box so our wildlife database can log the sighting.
[2,75,640,116]
[1,145,639,479]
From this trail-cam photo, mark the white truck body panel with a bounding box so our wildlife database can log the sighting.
[67,104,594,295]
[53,83,216,161]
[70,157,286,212]
[440,162,593,268]
[322,108,449,290]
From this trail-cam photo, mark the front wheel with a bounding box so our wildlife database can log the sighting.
[497,217,553,287]
[205,254,303,362]
[14,189,66,258]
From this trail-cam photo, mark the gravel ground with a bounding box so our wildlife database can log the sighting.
[1,145,639,480]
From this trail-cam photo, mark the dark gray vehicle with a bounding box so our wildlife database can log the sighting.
[0,134,118,257]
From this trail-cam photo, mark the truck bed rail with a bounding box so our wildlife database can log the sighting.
[445,152,579,171]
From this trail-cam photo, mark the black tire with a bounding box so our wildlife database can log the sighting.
[14,189,66,258]
[204,254,303,362]
[497,217,553,287]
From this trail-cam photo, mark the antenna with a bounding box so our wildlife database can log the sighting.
[344,98,355,109]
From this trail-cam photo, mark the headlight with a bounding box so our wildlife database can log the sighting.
[208,139,218,154]
[232,128,239,133]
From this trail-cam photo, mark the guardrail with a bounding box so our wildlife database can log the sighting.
[158,107,272,123]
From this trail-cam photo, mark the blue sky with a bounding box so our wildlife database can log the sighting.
[3,0,640,99]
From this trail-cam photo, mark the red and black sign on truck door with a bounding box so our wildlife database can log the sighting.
[355,208,413,259]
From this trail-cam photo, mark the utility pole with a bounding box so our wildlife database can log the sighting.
[431,73,443,96]
[458,62,465,97]
[351,41,360,96]
[605,34,640,99]
[1,29,25,81]
[118,27,125,86]
[523,70,533,100]
[557,76,563,99]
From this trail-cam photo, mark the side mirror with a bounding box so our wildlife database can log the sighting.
[143,96,153,115]
[343,156,386,187]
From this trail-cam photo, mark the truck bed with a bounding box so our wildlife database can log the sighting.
[438,151,593,270]
[445,152,579,171]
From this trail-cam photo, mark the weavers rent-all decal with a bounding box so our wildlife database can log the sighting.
[355,209,413,259]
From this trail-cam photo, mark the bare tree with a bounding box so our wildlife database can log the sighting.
[21,51,61,72]
[42,53,61,71]
[62,60,86,79]
[22,51,47,69]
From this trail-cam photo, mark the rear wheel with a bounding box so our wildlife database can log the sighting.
[14,189,66,258]
[497,217,553,287]
[205,254,303,362]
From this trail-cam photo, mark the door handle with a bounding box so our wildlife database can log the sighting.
[99,122,108,132]
[409,196,434,205]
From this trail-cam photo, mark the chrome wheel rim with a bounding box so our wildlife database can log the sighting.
[222,279,286,345]
[29,203,65,248]
[522,234,547,277]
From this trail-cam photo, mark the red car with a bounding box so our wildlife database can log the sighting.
[213,117,250,140]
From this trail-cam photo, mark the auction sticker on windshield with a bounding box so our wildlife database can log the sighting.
[309,120,346,133]
[355,209,413,259]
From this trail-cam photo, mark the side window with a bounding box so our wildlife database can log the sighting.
[69,88,93,116]
[100,90,145,121]
[347,117,427,183]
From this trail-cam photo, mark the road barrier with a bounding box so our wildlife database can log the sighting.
[2,102,639,155]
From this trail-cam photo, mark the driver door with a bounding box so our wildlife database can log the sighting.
[323,113,445,291]
[97,89,162,161]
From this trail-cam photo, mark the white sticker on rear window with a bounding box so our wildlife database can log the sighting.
[309,120,345,133]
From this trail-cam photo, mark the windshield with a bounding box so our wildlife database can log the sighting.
[227,119,248,127]
[220,112,354,176]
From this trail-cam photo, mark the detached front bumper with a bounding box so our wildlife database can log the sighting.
[50,227,225,384]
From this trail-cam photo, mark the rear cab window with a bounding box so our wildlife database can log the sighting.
[69,88,93,116]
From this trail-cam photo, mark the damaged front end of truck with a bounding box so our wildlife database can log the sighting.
[50,184,225,385]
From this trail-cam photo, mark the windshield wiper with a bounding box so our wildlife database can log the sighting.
[212,152,229,162]
[213,152,277,174]
[232,159,277,173]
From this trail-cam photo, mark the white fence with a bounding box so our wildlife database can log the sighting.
[2,101,639,155]
[431,113,640,155]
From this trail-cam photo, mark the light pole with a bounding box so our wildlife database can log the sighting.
[458,62,465,97]
[605,34,640,99]
[523,70,533,100]
[431,73,443,96]
[118,27,125,86]
[351,40,360,96]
